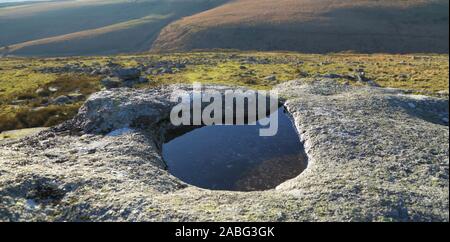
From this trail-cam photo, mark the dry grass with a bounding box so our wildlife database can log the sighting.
[152,0,449,53]
[0,72,101,132]
[171,0,430,26]
[0,104,80,132]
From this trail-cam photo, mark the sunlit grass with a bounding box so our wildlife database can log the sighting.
[0,51,448,133]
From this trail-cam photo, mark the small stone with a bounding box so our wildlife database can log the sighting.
[321,73,342,79]
[79,147,97,155]
[32,107,46,111]
[52,95,72,105]
[48,87,58,92]
[101,77,121,89]
[67,93,85,102]
[11,100,27,105]
[264,75,277,82]
[87,148,97,154]
[408,103,416,109]
[114,68,141,80]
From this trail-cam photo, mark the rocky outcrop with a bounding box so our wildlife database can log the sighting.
[0,80,448,221]
[36,60,187,78]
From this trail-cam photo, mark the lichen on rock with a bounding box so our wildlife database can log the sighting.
[0,79,448,221]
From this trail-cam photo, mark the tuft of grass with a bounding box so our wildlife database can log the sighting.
[0,72,100,132]
[0,127,48,141]
[17,104,80,128]
[0,104,81,132]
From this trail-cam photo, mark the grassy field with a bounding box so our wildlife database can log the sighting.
[0,51,448,133]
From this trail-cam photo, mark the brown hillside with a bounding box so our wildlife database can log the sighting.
[151,0,449,53]
[0,0,229,56]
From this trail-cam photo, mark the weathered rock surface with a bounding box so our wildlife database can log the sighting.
[0,80,448,221]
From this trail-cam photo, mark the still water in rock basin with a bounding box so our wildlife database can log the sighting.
[162,107,308,191]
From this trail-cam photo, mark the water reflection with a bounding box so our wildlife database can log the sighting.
[162,107,307,191]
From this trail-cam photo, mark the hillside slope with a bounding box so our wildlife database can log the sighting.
[151,0,449,53]
[0,0,228,56]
